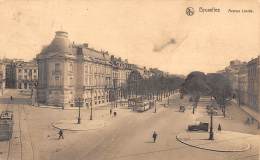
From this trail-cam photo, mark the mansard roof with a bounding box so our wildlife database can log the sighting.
[40,31,72,57]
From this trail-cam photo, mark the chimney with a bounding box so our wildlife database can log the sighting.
[83,43,88,48]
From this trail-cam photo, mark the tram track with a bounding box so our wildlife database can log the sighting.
[5,103,23,160]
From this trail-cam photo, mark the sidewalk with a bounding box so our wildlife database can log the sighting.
[176,131,253,152]
[240,106,260,123]
[231,100,260,126]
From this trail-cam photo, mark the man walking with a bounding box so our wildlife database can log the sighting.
[58,129,64,139]
[152,131,158,143]
[218,123,222,131]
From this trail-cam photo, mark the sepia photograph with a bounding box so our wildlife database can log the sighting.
[0,0,259,160]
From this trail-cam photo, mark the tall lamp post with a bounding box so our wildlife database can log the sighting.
[154,99,157,113]
[90,88,93,120]
[75,97,83,124]
[33,81,38,106]
[222,89,226,117]
[167,88,170,105]
[209,106,214,140]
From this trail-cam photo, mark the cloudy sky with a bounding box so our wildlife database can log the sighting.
[0,0,259,75]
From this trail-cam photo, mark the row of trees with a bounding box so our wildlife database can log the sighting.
[181,71,232,115]
[125,71,184,100]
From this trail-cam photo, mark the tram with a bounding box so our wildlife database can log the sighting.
[135,101,150,112]
[0,111,14,141]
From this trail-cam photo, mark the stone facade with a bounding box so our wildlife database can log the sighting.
[223,60,247,99]
[0,61,6,95]
[15,60,38,89]
[238,64,248,105]
[4,59,19,88]
[247,57,260,112]
[1,58,38,90]
[37,31,133,107]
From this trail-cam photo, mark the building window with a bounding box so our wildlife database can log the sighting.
[34,69,37,73]
[24,75,27,80]
[18,83,21,89]
[18,69,22,73]
[55,76,60,80]
[55,63,60,72]
[69,63,73,72]
[24,69,27,73]
[24,83,27,89]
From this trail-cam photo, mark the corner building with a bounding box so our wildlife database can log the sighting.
[37,31,114,107]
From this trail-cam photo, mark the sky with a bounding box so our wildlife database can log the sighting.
[0,0,259,75]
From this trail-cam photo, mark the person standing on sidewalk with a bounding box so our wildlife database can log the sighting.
[218,124,222,131]
[152,131,158,143]
[58,129,64,139]
[110,108,112,116]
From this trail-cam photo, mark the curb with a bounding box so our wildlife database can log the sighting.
[176,133,250,152]
[51,121,106,132]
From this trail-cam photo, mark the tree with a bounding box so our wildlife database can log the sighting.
[182,71,210,111]
[182,71,210,99]
[206,73,232,116]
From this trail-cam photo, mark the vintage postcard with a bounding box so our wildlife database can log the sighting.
[0,0,259,160]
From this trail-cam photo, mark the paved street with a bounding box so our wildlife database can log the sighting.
[0,91,259,160]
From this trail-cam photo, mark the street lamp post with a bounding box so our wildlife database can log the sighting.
[209,107,214,140]
[167,89,170,105]
[75,97,82,124]
[90,105,93,120]
[154,100,157,113]
[90,88,93,120]
[33,81,38,106]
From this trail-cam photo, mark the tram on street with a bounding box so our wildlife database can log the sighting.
[0,111,14,141]
[135,101,150,112]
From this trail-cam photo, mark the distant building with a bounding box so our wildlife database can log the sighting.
[4,59,20,88]
[110,56,133,100]
[247,57,260,112]
[238,64,248,105]
[2,58,38,90]
[222,60,247,99]
[149,68,165,77]
[0,61,6,95]
[15,60,38,89]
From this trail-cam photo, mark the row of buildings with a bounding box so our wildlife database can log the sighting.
[0,61,6,95]
[36,31,170,108]
[1,31,171,108]
[218,58,260,113]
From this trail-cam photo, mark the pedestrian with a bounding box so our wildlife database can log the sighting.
[113,111,117,117]
[218,123,222,131]
[58,129,64,139]
[152,131,158,143]
[10,96,13,101]
[110,108,112,116]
